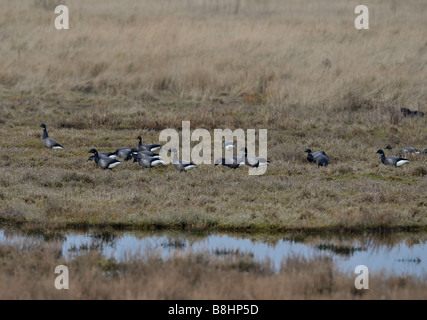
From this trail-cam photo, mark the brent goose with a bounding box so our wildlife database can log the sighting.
[316,154,329,167]
[113,147,133,161]
[40,124,64,149]
[304,149,326,163]
[137,136,162,152]
[239,147,270,167]
[170,148,197,172]
[134,154,164,168]
[376,149,409,167]
[88,149,122,170]
[385,145,421,157]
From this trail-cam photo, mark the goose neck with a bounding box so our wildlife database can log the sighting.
[42,129,48,139]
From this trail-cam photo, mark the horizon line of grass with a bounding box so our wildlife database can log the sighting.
[1,219,426,234]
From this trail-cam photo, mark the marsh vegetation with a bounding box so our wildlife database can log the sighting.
[0,0,426,299]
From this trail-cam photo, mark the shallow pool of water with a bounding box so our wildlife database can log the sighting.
[0,227,426,278]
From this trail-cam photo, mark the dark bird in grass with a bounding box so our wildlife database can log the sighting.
[240,147,270,168]
[133,154,164,169]
[88,152,117,163]
[169,148,197,172]
[137,136,163,152]
[40,124,64,149]
[385,145,421,158]
[304,149,327,163]
[130,148,161,160]
[376,149,409,167]
[400,107,424,117]
[316,154,329,167]
[214,156,245,169]
[98,151,118,158]
[113,147,133,161]
[131,150,163,168]
[88,149,122,170]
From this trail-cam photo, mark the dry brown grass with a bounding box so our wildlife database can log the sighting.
[0,239,426,299]
[1,0,427,107]
[1,0,426,301]
[0,0,426,232]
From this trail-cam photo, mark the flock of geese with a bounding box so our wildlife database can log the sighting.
[41,124,269,172]
[41,123,427,171]
[306,145,427,168]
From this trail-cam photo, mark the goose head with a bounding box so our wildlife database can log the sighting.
[40,123,46,129]
[376,149,385,155]
[88,148,98,154]
[137,136,142,142]
[304,149,312,153]
[385,145,392,151]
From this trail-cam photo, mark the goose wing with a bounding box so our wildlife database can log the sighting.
[44,137,64,149]
[245,156,259,167]
[386,156,408,166]
[99,156,122,169]
[181,161,197,170]
[316,155,329,167]
[312,151,326,159]
[140,143,162,152]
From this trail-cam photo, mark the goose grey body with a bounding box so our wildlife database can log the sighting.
[137,136,162,152]
[400,147,420,154]
[40,124,64,149]
[170,148,197,172]
[316,154,329,167]
[240,147,270,167]
[99,151,117,159]
[88,149,122,170]
[113,147,133,161]
[134,155,164,168]
[87,153,116,164]
[304,149,326,163]
[214,156,245,169]
[131,148,161,159]
[385,145,420,157]
[376,149,409,167]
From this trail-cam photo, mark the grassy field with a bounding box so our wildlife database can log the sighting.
[0,0,426,233]
[1,0,427,301]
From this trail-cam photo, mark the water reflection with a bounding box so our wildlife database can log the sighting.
[0,227,426,278]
